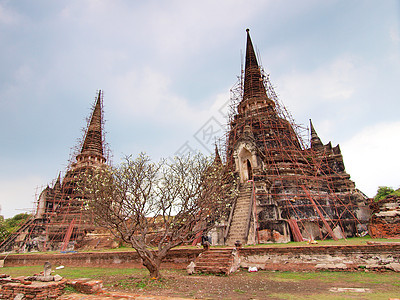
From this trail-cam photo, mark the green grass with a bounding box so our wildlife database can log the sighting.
[1,265,147,279]
[268,270,400,286]
[1,265,44,277]
[268,291,400,300]
[63,285,78,293]
[233,288,246,294]
[264,270,400,299]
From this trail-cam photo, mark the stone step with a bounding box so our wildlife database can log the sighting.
[226,184,254,246]
[197,255,233,262]
[194,266,230,274]
[236,200,251,204]
[228,230,246,234]
[232,209,250,214]
[231,216,248,221]
[228,231,246,236]
[195,261,232,268]
[235,202,251,206]
[232,210,249,214]
[235,203,251,208]
[194,249,236,275]
[233,208,248,211]
[200,251,233,256]
[227,232,245,236]
[230,221,248,226]
[231,213,248,217]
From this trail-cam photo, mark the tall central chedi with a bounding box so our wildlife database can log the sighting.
[225,30,370,245]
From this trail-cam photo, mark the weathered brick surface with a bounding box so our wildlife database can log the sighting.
[68,278,103,294]
[194,249,236,274]
[0,279,66,299]
[239,244,400,271]
[369,195,400,238]
[0,248,202,269]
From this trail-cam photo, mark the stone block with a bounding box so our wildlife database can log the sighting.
[387,263,400,272]
[69,278,104,294]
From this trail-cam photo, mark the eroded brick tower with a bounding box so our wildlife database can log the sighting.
[1,91,108,252]
[225,30,370,245]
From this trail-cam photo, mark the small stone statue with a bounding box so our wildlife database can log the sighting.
[43,261,52,277]
[26,261,54,282]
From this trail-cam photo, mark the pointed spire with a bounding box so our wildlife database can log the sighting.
[81,90,104,157]
[310,119,324,150]
[214,144,222,166]
[243,29,268,102]
[238,29,275,115]
[54,173,62,191]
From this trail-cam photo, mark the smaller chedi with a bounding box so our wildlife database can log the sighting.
[0,91,116,253]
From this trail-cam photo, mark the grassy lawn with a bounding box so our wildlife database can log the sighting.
[1,266,399,299]
[0,265,147,279]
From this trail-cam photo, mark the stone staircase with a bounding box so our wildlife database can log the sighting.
[226,182,253,246]
[193,248,239,275]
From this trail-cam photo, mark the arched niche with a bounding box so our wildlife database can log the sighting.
[236,145,257,183]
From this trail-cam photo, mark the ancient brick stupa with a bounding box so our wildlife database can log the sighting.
[224,30,370,245]
[1,91,113,252]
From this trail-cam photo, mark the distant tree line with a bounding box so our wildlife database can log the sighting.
[0,213,31,244]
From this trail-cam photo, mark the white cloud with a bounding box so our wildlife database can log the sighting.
[0,3,20,25]
[0,176,46,219]
[145,0,268,57]
[389,26,400,45]
[110,68,194,122]
[341,121,400,197]
[56,0,272,62]
[109,67,232,127]
[277,56,363,115]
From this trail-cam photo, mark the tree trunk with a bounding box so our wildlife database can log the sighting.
[141,254,161,279]
[148,266,160,279]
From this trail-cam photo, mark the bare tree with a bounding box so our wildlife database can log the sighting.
[80,152,236,279]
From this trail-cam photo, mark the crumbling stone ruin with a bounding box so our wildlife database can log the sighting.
[0,261,105,298]
[369,195,400,238]
[0,91,116,253]
[224,30,370,245]
[0,262,66,299]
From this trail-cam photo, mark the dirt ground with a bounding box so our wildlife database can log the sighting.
[63,269,400,300]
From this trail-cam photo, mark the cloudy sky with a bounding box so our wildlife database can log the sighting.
[0,0,399,218]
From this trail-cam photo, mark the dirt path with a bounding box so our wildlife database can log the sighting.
[92,270,398,299]
[60,293,189,299]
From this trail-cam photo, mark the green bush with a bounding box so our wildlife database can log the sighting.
[0,213,31,243]
[374,186,400,202]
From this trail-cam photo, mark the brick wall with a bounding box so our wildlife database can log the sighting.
[0,248,202,269]
[239,244,400,272]
[1,279,66,299]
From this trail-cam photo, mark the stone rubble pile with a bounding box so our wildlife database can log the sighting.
[0,273,66,299]
[369,195,400,238]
